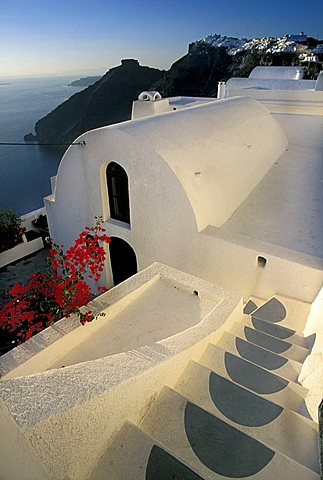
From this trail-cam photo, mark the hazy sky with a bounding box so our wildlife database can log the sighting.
[1,0,322,77]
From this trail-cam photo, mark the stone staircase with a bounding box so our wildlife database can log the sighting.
[88,296,320,479]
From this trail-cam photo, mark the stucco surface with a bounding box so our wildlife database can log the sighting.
[119,96,287,230]
[2,72,322,478]
[49,276,216,369]
[46,121,199,287]
[168,96,214,109]
[47,96,287,249]
[226,89,323,115]
[0,263,242,479]
[222,114,323,259]
[177,361,318,473]
[227,77,316,91]
[139,384,318,480]
[249,67,305,80]
[196,226,323,303]
[0,263,225,379]
[132,96,214,120]
[0,401,51,480]
[44,93,323,304]
[300,287,323,421]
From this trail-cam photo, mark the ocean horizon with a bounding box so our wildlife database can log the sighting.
[0,76,84,215]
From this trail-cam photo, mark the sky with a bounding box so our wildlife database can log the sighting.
[0,0,322,78]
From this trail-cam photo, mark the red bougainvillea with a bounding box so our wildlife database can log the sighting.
[0,224,110,352]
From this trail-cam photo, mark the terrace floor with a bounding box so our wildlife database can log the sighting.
[222,114,323,259]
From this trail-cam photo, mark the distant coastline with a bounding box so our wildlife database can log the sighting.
[68,76,100,87]
[0,83,12,86]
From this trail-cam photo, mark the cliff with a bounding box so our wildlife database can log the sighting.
[152,45,232,97]
[151,43,305,97]
[32,60,164,151]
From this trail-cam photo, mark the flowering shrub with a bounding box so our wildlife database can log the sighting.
[0,224,110,354]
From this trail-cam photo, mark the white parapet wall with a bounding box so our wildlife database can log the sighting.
[299,286,323,422]
[0,236,44,269]
[249,66,306,80]
[0,262,242,480]
[0,207,46,268]
[20,207,46,231]
[226,88,323,115]
[197,226,323,304]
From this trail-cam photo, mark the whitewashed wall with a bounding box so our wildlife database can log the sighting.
[45,96,322,302]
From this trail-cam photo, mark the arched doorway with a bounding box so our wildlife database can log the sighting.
[109,237,137,286]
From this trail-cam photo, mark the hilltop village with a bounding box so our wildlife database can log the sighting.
[193,32,323,59]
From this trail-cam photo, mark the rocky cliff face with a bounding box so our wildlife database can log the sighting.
[152,45,232,98]
[32,60,164,151]
[152,42,308,97]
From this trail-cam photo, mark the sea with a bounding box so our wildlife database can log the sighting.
[0,76,85,215]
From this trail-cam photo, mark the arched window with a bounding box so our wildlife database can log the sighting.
[106,162,130,224]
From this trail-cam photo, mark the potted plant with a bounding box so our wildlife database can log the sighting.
[0,210,26,253]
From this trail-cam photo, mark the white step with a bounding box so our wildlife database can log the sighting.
[88,421,205,480]
[252,296,310,331]
[176,361,319,473]
[217,331,303,382]
[242,314,310,348]
[199,343,309,416]
[140,387,319,479]
[226,325,309,363]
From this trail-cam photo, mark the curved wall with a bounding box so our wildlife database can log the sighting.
[249,66,304,80]
[118,96,288,230]
[46,126,199,282]
[48,97,287,243]
[226,78,316,91]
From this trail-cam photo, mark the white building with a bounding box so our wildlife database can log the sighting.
[1,66,323,479]
[44,66,323,303]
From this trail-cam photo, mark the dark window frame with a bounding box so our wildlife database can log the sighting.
[106,162,130,224]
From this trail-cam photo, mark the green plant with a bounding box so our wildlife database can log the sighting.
[0,210,26,253]
[303,63,321,79]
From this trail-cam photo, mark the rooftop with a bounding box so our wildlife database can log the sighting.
[222,114,323,259]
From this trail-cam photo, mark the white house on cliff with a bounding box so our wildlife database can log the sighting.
[45,66,323,303]
[0,66,323,480]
